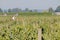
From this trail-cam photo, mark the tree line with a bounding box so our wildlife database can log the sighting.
[0,5,60,13]
[0,8,38,13]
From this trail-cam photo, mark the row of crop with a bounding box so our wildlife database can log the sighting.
[0,15,60,40]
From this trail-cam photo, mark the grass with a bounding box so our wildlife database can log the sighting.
[0,13,60,40]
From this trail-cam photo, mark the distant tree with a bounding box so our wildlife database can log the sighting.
[12,8,22,12]
[19,9,22,12]
[55,6,60,12]
[8,9,12,12]
[25,8,29,12]
[4,10,7,13]
[48,7,54,13]
[12,8,18,12]
[29,10,32,12]
[48,7,55,15]
[34,9,37,12]
[0,8,3,12]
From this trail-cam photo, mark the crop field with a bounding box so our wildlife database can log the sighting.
[0,15,60,40]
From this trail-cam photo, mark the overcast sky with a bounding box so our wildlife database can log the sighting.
[0,0,60,10]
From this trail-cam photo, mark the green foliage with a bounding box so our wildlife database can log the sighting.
[55,5,60,12]
[0,12,4,15]
[18,12,52,16]
[0,15,60,40]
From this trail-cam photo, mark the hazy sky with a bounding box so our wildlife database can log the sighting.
[0,0,60,10]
